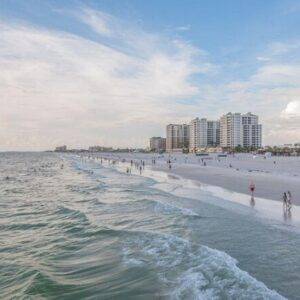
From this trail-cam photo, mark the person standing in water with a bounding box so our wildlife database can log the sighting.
[287,191,292,211]
[249,181,255,206]
[283,192,288,211]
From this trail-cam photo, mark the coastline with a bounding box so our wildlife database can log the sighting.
[95,152,300,205]
[84,153,300,230]
[152,162,300,205]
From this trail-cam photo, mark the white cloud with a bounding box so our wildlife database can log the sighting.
[175,25,191,32]
[0,10,213,150]
[281,101,300,118]
[250,64,300,86]
[80,8,112,36]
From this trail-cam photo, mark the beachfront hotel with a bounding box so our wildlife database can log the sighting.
[189,118,220,152]
[165,112,261,152]
[220,112,262,149]
[166,124,190,152]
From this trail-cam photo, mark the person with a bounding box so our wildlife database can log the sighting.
[283,192,288,211]
[139,165,142,175]
[287,191,292,211]
[249,181,255,198]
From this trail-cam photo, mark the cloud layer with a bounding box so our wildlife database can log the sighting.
[0,10,212,150]
[0,7,300,150]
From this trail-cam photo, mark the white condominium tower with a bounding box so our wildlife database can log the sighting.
[189,118,220,152]
[242,112,262,148]
[189,118,207,151]
[166,124,190,152]
[220,113,243,148]
[220,112,262,148]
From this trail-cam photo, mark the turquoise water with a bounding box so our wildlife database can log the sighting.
[1,152,300,299]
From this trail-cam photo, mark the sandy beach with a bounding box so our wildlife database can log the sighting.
[97,152,300,205]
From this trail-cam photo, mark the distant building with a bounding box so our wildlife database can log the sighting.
[149,137,166,152]
[220,113,243,148]
[189,118,220,152]
[55,145,67,152]
[220,112,262,149]
[242,112,262,149]
[166,124,190,152]
[88,146,113,152]
[207,120,220,147]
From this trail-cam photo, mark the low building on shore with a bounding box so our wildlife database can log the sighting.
[55,145,67,152]
[88,146,113,152]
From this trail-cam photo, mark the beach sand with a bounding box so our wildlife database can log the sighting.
[98,152,300,205]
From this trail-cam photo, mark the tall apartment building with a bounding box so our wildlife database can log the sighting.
[166,124,189,152]
[220,113,243,148]
[207,120,220,147]
[149,137,166,152]
[220,112,262,149]
[242,113,262,148]
[189,118,220,152]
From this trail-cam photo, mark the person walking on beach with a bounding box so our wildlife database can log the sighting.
[139,165,142,175]
[283,192,288,211]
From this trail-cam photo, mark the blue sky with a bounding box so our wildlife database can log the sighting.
[1,0,300,150]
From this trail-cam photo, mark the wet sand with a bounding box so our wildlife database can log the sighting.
[97,152,300,205]
[153,163,300,205]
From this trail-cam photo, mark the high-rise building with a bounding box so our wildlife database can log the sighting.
[149,137,166,152]
[189,118,207,151]
[182,124,190,149]
[207,120,220,147]
[220,112,262,149]
[189,118,220,152]
[166,124,190,152]
[242,113,262,148]
[220,113,243,148]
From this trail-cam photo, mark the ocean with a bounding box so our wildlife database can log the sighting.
[1,152,300,299]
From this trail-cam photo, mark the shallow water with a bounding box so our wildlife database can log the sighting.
[1,153,300,299]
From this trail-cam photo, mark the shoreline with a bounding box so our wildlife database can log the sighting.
[152,162,300,205]
[82,154,300,230]
[91,152,300,206]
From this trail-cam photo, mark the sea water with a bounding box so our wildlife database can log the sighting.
[1,152,300,299]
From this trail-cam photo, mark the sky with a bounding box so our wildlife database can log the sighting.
[1,0,300,150]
